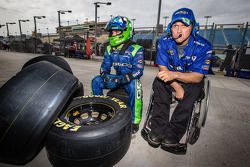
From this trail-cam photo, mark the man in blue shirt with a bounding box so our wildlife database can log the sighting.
[92,16,144,134]
[148,8,212,147]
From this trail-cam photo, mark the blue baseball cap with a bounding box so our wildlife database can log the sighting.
[170,8,196,26]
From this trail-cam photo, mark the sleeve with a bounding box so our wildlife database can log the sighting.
[131,47,144,79]
[192,45,212,75]
[100,48,112,75]
[156,37,169,67]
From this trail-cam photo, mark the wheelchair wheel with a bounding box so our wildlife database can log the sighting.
[188,127,200,145]
[141,90,154,141]
[187,109,201,145]
[197,78,210,128]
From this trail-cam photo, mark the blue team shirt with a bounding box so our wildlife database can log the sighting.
[156,34,212,74]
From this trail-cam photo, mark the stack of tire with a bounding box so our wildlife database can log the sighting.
[0,55,132,167]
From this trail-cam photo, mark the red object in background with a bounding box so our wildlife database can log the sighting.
[86,37,92,59]
[73,42,77,50]
[152,64,158,67]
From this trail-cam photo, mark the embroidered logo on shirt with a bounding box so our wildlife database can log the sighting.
[113,62,132,68]
[205,60,210,65]
[176,66,183,70]
[194,41,205,47]
[206,50,212,54]
[202,65,209,70]
[138,60,143,64]
[191,56,197,61]
[167,50,174,56]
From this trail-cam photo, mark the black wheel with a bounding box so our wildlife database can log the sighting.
[198,78,210,128]
[22,55,73,74]
[141,91,154,142]
[107,88,129,104]
[188,127,201,145]
[188,112,200,145]
[22,55,84,97]
[0,61,79,165]
[72,81,84,97]
[46,96,132,167]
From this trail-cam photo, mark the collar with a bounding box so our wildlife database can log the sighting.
[111,44,124,52]
[168,35,195,50]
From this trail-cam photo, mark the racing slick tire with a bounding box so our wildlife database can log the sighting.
[22,55,84,96]
[45,96,132,167]
[107,88,129,104]
[73,81,84,97]
[22,55,73,74]
[0,61,79,165]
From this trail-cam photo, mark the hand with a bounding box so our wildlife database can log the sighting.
[117,74,133,84]
[173,85,184,100]
[157,71,176,82]
[102,74,120,89]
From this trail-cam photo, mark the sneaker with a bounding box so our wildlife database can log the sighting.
[132,124,139,134]
[148,132,162,147]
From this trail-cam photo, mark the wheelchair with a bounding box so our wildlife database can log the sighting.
[141,78,211,155]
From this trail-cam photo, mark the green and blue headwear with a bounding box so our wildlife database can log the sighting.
[105,16,132,46]
[166,8,199,36]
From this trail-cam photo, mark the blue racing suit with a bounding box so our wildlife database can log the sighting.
[92,43,144,125]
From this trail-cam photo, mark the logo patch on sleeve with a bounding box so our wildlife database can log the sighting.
[191,56,197,61]
[205,60,210,64]
[167,50,174,56]
[202,65,209,70]
[138,60,143,64]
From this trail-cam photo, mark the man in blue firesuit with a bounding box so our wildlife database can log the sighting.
[148,8,212,148]
[92,16,144,134]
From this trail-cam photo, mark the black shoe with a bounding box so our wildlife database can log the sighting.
[148,132,162,148]
[161,135,178,147]
[132,124,139,134]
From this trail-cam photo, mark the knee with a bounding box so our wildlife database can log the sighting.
[184,83,203,99]
[92,76,102,82]
[180,102,194,112]
[92,76,103,87]
[152,78,162,90]
[152,77,171,91]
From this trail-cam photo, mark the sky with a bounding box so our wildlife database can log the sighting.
[0,0,249,36]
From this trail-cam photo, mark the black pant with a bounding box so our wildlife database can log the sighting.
[150,78,204,141]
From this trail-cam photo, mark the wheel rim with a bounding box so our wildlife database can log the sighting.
[190,128,200,144]
[202,80,210,127]
[65,102,116,126]
[187,112,199,143]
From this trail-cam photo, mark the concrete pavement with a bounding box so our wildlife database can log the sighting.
[0,50,250,167]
